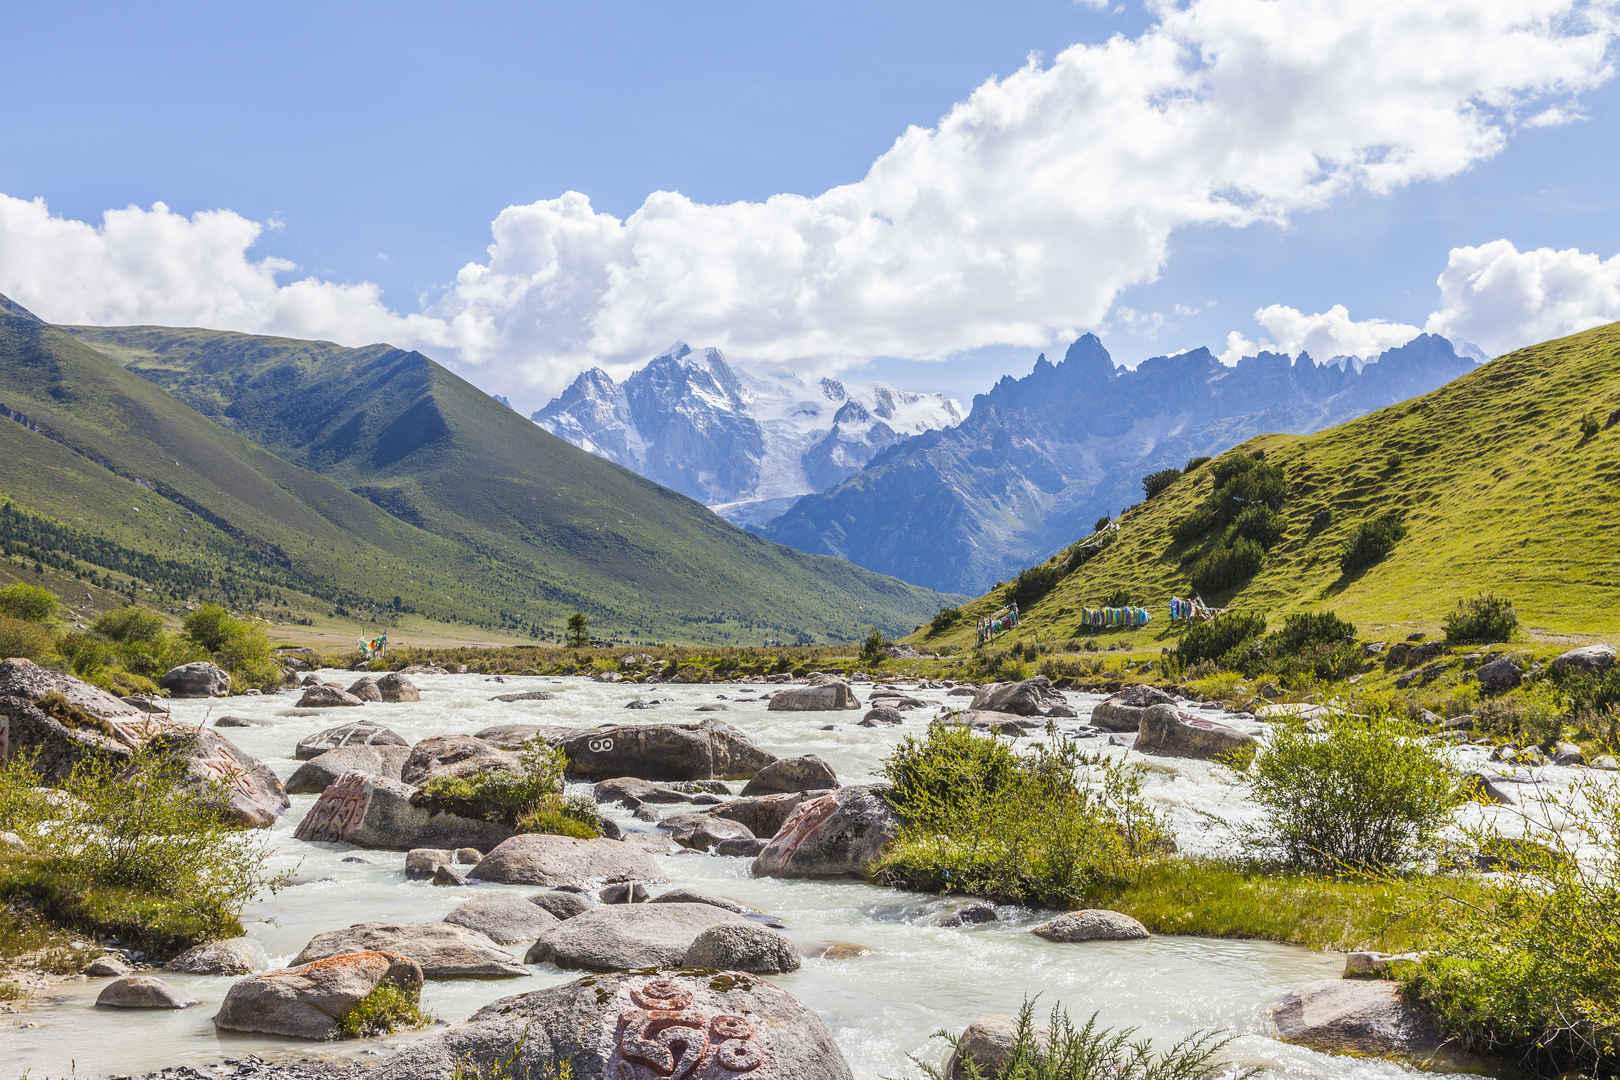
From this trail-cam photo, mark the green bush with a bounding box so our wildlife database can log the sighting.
[1580,410,1602,439]
[926,1000,1251,1080]
[1141,468,1181,500]
[1473,688,1564,747]
[1245,711,1462,873]
[1183,455,1211,472]
[417,737,567,827]
[861,629,888,665]
[0,584,58,623]
[0,615,53,662]
[182,603,239,652]
[928,607,961,636]
[876,723,1166,908]
[1189,537,1265,595]
[1010,563,1062,607]
[1442,594,1517,645]
[1338,510,1406,575]
[1172,613,1266,668]
[1405,777,1620,1077]
[1229,505,1285,548]
[1170,499,1221,545]
[92,606,165,644]
[338,979,431,1038]
[1093,515,1112,532]
[516,794,606,839]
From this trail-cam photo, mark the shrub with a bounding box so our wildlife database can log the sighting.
[338,979,431,1038]
[1093,515,1111,532]
[1183,455,1211,472]
[1189,537,1265,595]
[1338,510,1406,576]
[928,607,961,636]
[1580,410,1602,439]
[1271,611,1357,655]
[1170,499,1221,545]
[860,629,888,665]
[1141,468,1181,500]
[516,794,606,839]
[924,1000,1252,1080]
[417,737,567,827]
[91,606,165,644]
[0,584,58,623]
[1442,594,1517,645]
[1404,777,1620,1077]
[1473,688,1563,747]
[876,723,1167,908]
[0,615,52,662]
[1172,613,1266,668]
[182,603,240,652]
[1230,504,1285,548]
[1010,563,1062,607]
[1245,711,1462,873]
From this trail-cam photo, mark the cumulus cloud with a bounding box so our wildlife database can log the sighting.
[1424,239,1620,356]
[1224,240,1620,365]
[0,0,1616,400]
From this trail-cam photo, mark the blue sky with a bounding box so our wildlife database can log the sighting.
[4,0,1619,408]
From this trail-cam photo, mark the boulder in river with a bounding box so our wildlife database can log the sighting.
[0,659,150,779]
[1030,909,1149,942]
[1134,704,1257,760]
[141,726,289,828]
[968,676,1067,717]
[740,754,838,795]
[709,790,826,838]
[659,812,756,853]
[529,890,593,920]
[293,772,510,851]
[377,673,421,702]
[444,895,561,945]
[1272,979,1442,1061]
[358,970,853,1080]
[945,1014,1039,1080]
[470,833,662,888]
[860,705,904,727]
[752,784,899,880]
[527,902,752,971]
[157,661,231,698]
[294,720,409,760]
[165,939,269,976]
[559,718,775,781]
[401,734,519,785]
[214,951,424,1040]
[285,744,411,794]
[95,975,198,1009]
[592,776,690,806]
[346,676,385,702]
[297,684,367,708]
[682,922,800,974]
[767,681,861,711]
[292,922,525,979]
[1090,684,1177,732]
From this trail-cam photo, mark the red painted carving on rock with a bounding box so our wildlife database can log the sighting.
[611,977,767,1079]
[293,771,372,842]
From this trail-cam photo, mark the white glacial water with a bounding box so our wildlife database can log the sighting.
[6,672,1567,1079]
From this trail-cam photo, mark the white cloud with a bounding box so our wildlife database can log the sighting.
[1424,239,1620,355]
[0,0,1615,401]
[1220,303,1423,364]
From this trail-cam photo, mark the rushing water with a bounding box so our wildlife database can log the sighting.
[5,672,1559,1079]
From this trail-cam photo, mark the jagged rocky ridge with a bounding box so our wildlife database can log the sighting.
[761,333,1477,593]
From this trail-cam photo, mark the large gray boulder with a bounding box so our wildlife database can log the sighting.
[377,672,421,702]
[142,726,290,828]
[558,719,775,781]
[292,772,510,851]
[529,890,593,920]
[752,785,899,879]
[214,951,424,1039]
[0,659,148,780]
[346,676,385,702]
[709,790,826,837]
[528,902,751,971]
[165,938,269,976]
[469,833,661,888]
[969,676,1067,717]
[95,975,198,1009]
[1090,684,1176,732]
[682,922,800,974]
[297,684,367,708]
[443,895,562,945]
[659,812,756,853]
[1134,704,1257,760]
[359,971,852,1080]
[474,722,583,750]
[591,776,690,806]
[294,720,409,760]
[767,681,861,711]
[945,1015,1034,1080]
[1550,644,1616,677]
[1476,655,1524,693]
[157,661,231,698]
[292,922,525,979]
[285,744,411,794]
[1031,909,1149,942]
[1272,980,1442,1060]
[401,735,519,786]
[740,754,838,795]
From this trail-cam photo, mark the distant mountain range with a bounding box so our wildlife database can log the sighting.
[0,298,950,643]
[532,344,963,527]
[761,333,1480,593]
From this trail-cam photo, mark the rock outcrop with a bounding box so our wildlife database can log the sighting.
[969,676,1067,717]
[1134,704,1257,759]
[158,662,232,698]
[292,772,509,850]
[559,719,775,781]
[1090,684,1176,732]
[285,745,411,794]
[214,951,425,1039]
[752,785,898,879]
[767,681,861,711]
[740,754,838,795]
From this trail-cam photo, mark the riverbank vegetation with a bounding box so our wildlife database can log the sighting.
[417,738,608,839]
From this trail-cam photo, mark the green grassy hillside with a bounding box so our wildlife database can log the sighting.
[922,322,1620,648]
[30,314,946,642]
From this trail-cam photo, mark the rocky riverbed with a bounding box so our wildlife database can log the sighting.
[4,670,1593,1079]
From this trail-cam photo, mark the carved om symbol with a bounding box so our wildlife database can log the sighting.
[615,981,764,1078]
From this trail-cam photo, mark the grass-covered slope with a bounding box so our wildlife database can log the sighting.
[924,322,1620,647]
[56,319,947,641]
